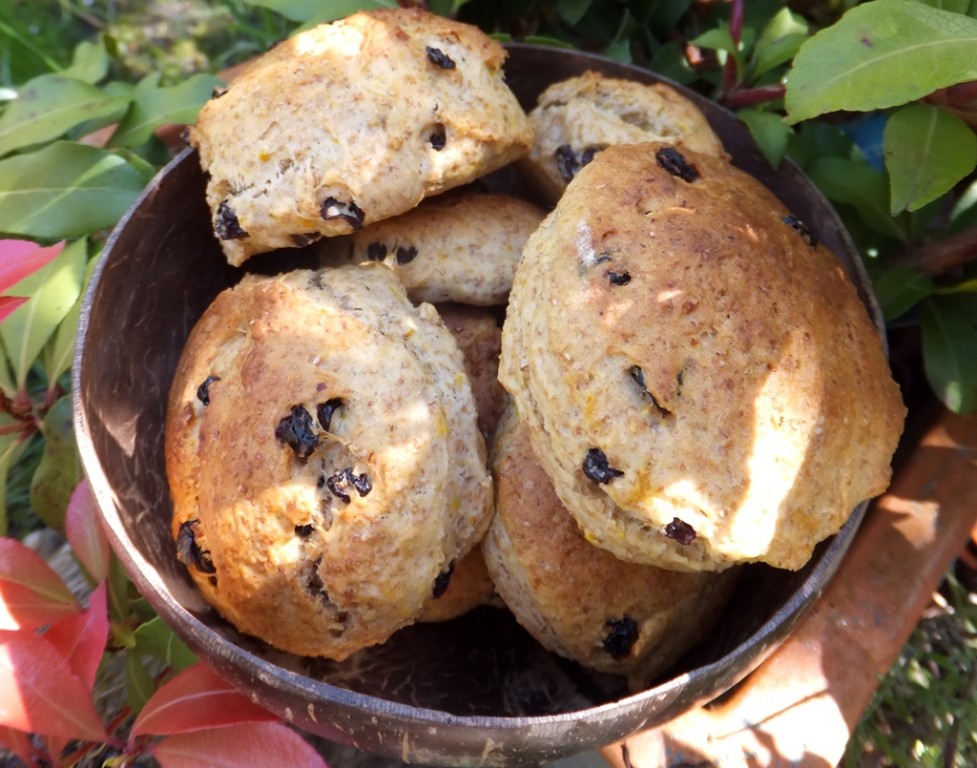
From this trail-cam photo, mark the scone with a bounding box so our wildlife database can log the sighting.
[499,142,905,572]
[417,546,497,623]
[436,303,506,444]
[485,405,737,683]
[166,265,492,659]
[521,71,727,204]
[187,8,535,266]
[333,191,546,307]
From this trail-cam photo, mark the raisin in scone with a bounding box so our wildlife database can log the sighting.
[499,142,906,572]
[521,71,726,204]
[187,8,535,267]
[166,265,491,659]
[336,191,546,306]
[417,546,497,623]
[485,405,737,683]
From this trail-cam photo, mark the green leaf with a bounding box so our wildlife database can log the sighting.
[884,104,977,214]
[134,617,197,672]
[556,0,593,25]
[0,74,129,158]
[62,37,111,85]
[29,395,81,531]
[0,429,28,537]
[0,237,85,390]
[125,651,157,716]
[108,72,223,149]
[808,156,909,242]
[919,0,971,12]
[690,27,738,55]
[42,242,100,387]
[0,142,145,240]
[753,7,809,78]
[871,264,935,321]
[244,0,394,23]
[738,107,791,167]
[785,0,977,124]
[920,296,977,413]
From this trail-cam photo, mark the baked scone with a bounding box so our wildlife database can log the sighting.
[499,142,905,571]
[187,8,535,266]
[485,405,737,683]
[436,303,506,444]
[330,191,546,306]
[417,546,497,623]
[166,265,492,659]
[521,71,726,204]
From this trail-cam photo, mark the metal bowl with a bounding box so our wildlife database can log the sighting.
[73,44,876,767]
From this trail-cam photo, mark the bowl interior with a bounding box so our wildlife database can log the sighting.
[74,44,873,766]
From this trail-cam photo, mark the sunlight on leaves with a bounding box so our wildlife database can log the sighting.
[0,238,85,391]
[108,72,224,148]
[785,0,977,123]
[884,103,977,214]
[0,537,77,628]
[0,630,105,740]
[753,7,808,79]
[0,142,145,240]
[0,74,129,158]
[243,0,395,23]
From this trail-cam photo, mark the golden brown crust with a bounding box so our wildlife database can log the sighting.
[499,142,906,571]
[188,8,535,266]
[484,405,737,682]
[436,303,505,444]
[165,265,491,659]
[343,191,546,306]
[521,71,727,204]
[417,546,497,623]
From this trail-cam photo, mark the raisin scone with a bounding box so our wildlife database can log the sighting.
[521,71,727,204]
[485,405,737,684]
[436,303,506,445]
[325,191,546,307]
[499,142,906,572]
[417,546,497,623]
[187,8,535,266]
[166,265,492,659]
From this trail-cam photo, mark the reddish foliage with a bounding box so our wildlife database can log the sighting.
[43,582,109,691]
[0,629,106,741]
[153,721,328,768]
[130,662,278,741]
[0,538,79,631]
[65,479,110,583]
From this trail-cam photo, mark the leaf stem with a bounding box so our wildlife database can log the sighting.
[725,83,787,108]
[724,0,745,95]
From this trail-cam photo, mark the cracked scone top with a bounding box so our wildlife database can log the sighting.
[165,265,492,659]
[187,8,535,266]
[498,142,906,572]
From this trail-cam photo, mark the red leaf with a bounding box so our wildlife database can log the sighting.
[0,538,79,631]
[43,582,109,691]
[0,724,36,766]
[0,630,106,741]
[130,663,277,740]
[153,722,328,768]
[65,479,110,583]
[0,296,27,323]
[0,240,63,294]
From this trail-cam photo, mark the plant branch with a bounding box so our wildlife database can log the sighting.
[724,0,745,96]
[899,227,977,276]
[725,84,786,109]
